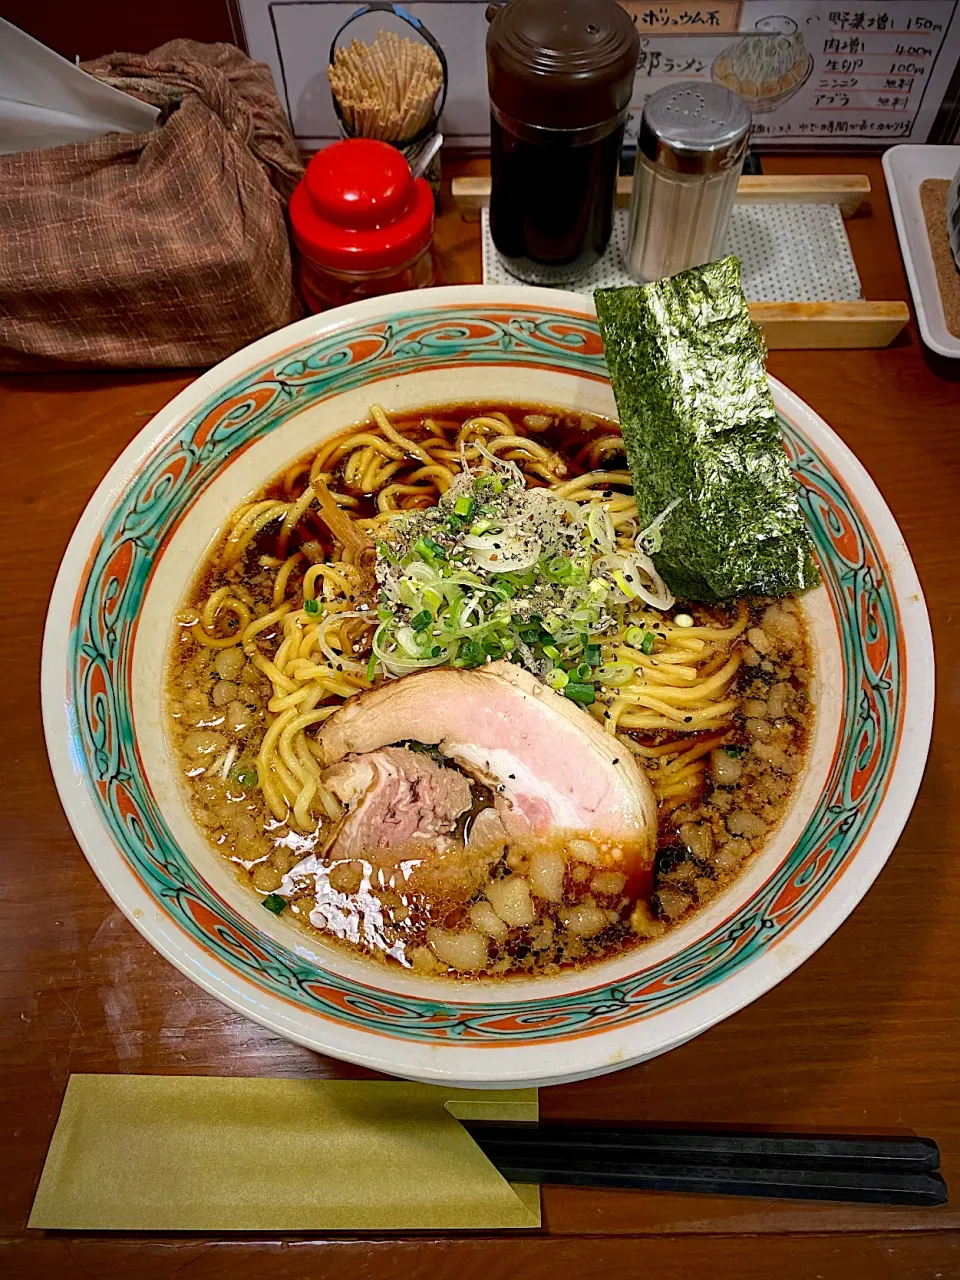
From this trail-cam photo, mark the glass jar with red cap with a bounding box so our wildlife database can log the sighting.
[289,138,438,311]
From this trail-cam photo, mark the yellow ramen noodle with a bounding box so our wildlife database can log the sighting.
[167,404,813,978]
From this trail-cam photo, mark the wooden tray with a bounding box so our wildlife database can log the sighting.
[451,174,909,350]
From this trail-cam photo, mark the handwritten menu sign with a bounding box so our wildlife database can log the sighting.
[622,0,960,143]
[238,0,960,148]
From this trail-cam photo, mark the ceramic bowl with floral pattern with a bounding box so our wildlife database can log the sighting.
[42,287,933,1086]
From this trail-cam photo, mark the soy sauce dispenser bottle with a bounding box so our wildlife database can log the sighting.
[486,0,639,283]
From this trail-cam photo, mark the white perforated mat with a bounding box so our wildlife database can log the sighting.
[481,203,862,302]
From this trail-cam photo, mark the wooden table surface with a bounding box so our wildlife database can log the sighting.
[2,153,959,1280]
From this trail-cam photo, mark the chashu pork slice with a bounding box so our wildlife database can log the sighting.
[323,746,472,859]
[279,748,489,939]
[316,661,656,880]
[316,747,496,916]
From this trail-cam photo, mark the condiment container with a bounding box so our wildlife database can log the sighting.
[625,82,751,284]
[486,0,639,283]
[327,2,449,200]
[289,138,437,312]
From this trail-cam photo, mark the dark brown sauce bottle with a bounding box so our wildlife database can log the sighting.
[486,0,639,283]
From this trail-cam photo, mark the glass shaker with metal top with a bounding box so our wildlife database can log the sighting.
[625,82,752,283]
[486,0,639,284]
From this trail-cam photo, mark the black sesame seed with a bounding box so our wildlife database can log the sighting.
[684,715,693,723]
[612,758,620,764]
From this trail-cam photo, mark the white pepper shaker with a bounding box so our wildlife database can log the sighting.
[625,82,752,283]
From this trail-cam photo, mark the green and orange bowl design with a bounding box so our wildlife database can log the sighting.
[42,288,934,1086]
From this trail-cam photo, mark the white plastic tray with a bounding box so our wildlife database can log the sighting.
[883,144,960,359]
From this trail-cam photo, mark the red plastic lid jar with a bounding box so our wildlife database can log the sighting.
[290,139,436,298]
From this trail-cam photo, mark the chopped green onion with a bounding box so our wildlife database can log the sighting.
[724,744,748,757]
[414,536,446,564]
[304,598,320,615]
[234,769,258,787]
[370,454,684,684]
[262,894,287,916]
[541,554,588,587]
[613,570,637,599]
[455,639,485,668]
[673,613,695,628]
[396,626,422,657]
[366,651,377,683]
[564,681,595,706]
[446,597,464,631]
[597,662,634,687]
[546,668,569,690]
[637,496,682,556]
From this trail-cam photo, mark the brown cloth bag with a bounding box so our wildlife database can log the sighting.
[0,40,304,372]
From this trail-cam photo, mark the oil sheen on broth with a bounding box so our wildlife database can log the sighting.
[167,404,813,979]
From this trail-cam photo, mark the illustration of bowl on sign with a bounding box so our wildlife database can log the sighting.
[712,15,813,113]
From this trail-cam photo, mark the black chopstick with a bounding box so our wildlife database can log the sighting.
[462,1124,947,1206]
[464,1124,939,1172]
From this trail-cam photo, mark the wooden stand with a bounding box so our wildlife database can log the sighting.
[451,173,909,350]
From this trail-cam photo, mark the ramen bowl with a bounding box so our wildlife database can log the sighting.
[42,286,933,1086]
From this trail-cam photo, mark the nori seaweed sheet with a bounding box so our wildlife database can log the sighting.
[595,256,820,601]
